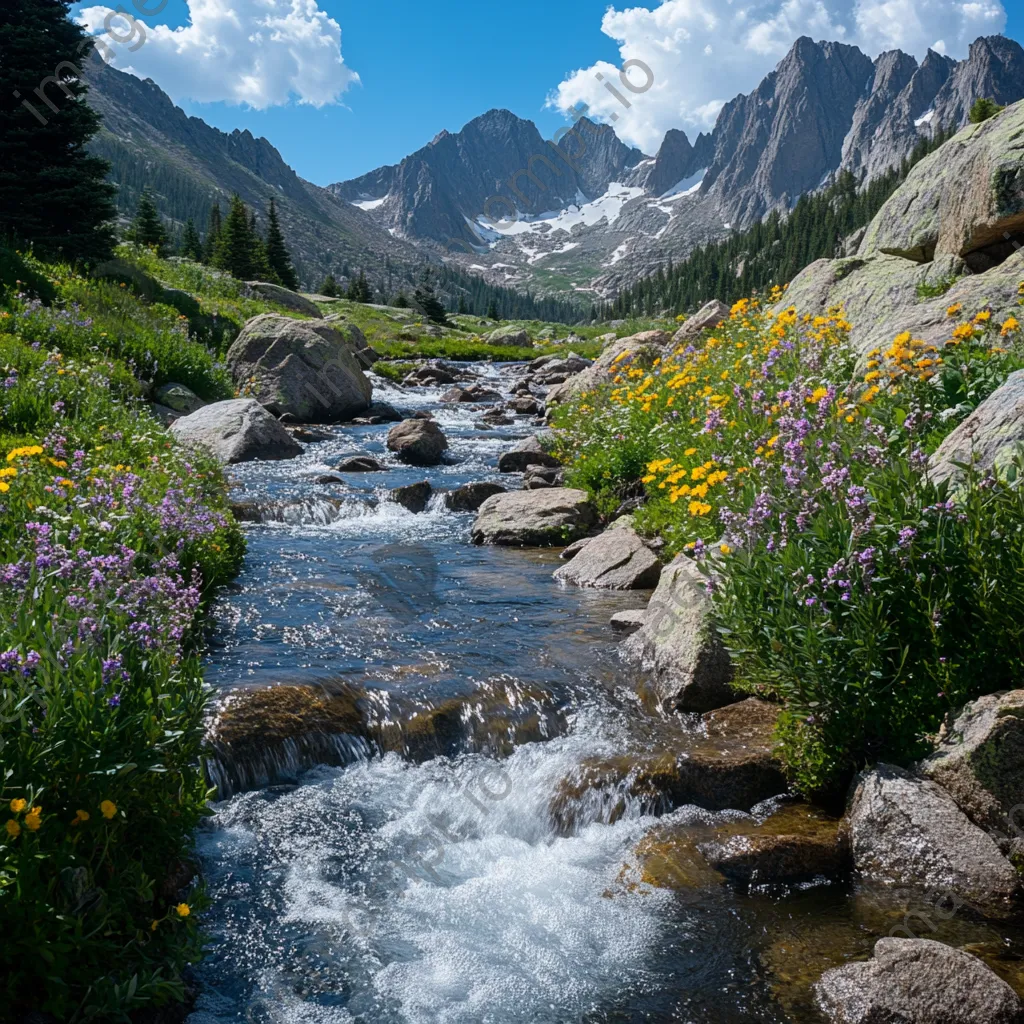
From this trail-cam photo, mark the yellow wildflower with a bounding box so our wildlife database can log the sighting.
[5,820,20,839]
[946,303,962,317]
[0,468,16,479]
[72,809,90,826]
[1002,316,1020,336]
[176,903,190,918]
[100,800,117,820]
[24,807,42,831]
[974,310,992,323]
[6,445,43,461]
[719,544,732,555]
[9,799,26,814]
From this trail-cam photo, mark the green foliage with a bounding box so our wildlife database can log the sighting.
[612,127,956,317]
[916,276,959,299]
[969,97,1004,124]
[392,291,410,308]
[371,360,417,383]
[0,246,57,304]
[319,273,341,298]
[203,203,222,264]
[265,198,298,291]
[553,294,1024,796]
[180,218,203,262]
[347,270,372,304]
[0,256,245,1019]
[127,189,168,254]
[213,194,256,281]
[414,272,451,326]
[0,1,116,265]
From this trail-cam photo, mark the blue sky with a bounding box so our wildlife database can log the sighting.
[75,0,1022,187]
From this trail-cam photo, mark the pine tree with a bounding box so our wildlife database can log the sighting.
[180,218,203,261]
[320,273,341,298]
[213,194,255,280]
[457,294,468,314]
[392,291,410,308]
[414,272,451,326]
[203,203,223,264]
[347,270,372,303]
[969,97,1003,124]
[0,0,116,263]
[265,197,299,290]
[127,189,167,253]
[486,300,500,321]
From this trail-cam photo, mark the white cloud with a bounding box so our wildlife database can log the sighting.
[549,0,1007,153]
[77,0,358,108]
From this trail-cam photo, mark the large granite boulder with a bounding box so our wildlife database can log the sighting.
[471,488,597,546]
[620,554,736,712]
[244,281,324,318]
[154,382,205,415]
[860,101,1024,270]
[673,300,731,342]
[847,763,1019,909]
[386,418,448,466]
[485,326,532,347]
[169,399,302,464]
[322,315,379,369]
[815,937,1023,1024]
[553,519,661,590]
[928,370,1024,484]
[497,435,562,473]
[545,331,671,406]
[919,690,1024,837]
[227,314,372,422]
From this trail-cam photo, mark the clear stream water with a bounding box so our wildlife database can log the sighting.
[187,366,1024,1024]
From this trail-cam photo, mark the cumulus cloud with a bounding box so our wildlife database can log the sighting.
[550,0,1007,153]
[77,0,358,108]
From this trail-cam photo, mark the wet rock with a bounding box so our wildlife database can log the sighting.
[610,609,646,634]
[847,763,1020,910]
[553,521,661,590]
[367,401,403,422]
[389,480,433,513]
[315,473,347,485]
[621,554,736,712]
[472,488,597,546]
[497,435,561,472]
[288,425,333,442]
[154,382,205,415]
[386,418,448,466]
[522,466,565,489]
[929,371,1024,485]
[697,803,849,887]
[559,537,592,560]
[334,455,384,472]
[551,699,786,831]
[485,326,532,347]
[226,314,373,422]
[509,396,541,415]
[546,331,670,407]
[204,683,371,797]
[244,281,324,318]
[402,365,458,386]
[919,690,1024,837]
[672,300,731,342]
[170,399,303,464]
[440,384,503,403]
[445,481,506,513]
[814,937,1024,1024]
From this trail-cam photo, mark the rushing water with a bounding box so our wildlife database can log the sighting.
[187,365,1024,1024]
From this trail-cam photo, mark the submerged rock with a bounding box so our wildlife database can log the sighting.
[621,554,736,712]
[386,418,448,466]
[814,937,1023,1024]
[170,399,303,464]
[919,689,1024,838]
[847,763,1020,910]
[444,481,506,512]
[440,384,502,403]
[471,488,597,546]
[334,455,384,472]
[553,521,661,590]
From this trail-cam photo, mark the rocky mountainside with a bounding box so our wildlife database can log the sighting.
[328,34,1024,299]
[84,63,429,291]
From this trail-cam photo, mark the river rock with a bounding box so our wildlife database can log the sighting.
[523,466,565,489]
[621,554,735,712]
[389,481,433,513]
[509,396,541,415]
[170,399,303,464]
[386,418,448,466]
[919,690,1024,837]
[609,609,646,634]
[861,102,1024,269]
[402,365,458,386]
[847,763,1020,909]
[672,300,731,342]
[497,435,561,472]
[444,481,506,512]
[546,331,670,407]
[244,281,324,318]
[440,384,502,403]
[559,537,592,560]
[553,521,661,590]
[814,937,1024,1024]
[334,455,383,472]
[322,316,380,369]
[154,382,205,415]
[485,326,531,347]
[471,488,597,546]
[227,314,373,422]
[366,401,403,422]
[928,371,1024,485]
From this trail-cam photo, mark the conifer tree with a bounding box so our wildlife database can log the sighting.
[414,272,451,326]
[486,300,500,321]
[213,194,255,280]
[320,273,341,298]
[127,189,167,253]
[392,291,410,308]
[969,97,1003,124]
[265,198,299,291]
[457,295,468,314]
[0,0,116,263]
[203,203,223,264]
[180,218,203,261]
